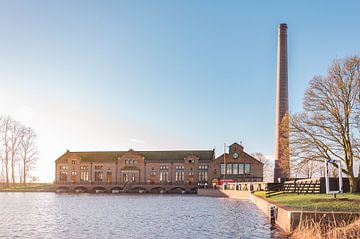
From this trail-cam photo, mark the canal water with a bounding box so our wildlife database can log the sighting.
[0,193,282,238]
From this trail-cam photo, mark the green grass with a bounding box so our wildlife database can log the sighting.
[0,183,53,191]
[254,191,360,212]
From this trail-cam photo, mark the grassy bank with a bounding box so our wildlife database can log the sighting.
[291,218,360,239]
[254,191,360,211]
[0,183,53,192]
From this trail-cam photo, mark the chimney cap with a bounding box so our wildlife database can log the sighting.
[279,23,288,28]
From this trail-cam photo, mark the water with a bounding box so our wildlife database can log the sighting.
[0,193,282,239]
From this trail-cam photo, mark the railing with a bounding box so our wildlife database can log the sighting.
[265,183,284,197]
[265,179,321,197]
[224,182,268,192]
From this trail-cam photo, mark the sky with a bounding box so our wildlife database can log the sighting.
[0,1,360,182]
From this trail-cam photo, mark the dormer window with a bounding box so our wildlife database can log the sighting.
[71,160,76,164]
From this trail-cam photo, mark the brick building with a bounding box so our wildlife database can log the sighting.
[55,142,263,191]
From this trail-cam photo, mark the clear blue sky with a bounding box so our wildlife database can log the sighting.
[0,1,359,181]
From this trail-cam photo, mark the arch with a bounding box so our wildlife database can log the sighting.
[74,186,88,193]
[132,186,147,193]
[93,186,106,193]
[189,187,198,193]
[168,187,186,194]
[55,186,70,193]
[149,187,166,193]
[110,186,124,191]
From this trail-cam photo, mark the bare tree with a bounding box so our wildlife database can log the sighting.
[292,159,323,178]
[290,56,360,193]
[0,117,12,188]
[252,152,273,182]
[19,127,38,185]
[9,120,23,186]
[0,116,38,187]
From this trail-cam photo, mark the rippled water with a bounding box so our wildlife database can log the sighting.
[0,193,282,238]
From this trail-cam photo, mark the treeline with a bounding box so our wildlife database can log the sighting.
[0,116,38,187]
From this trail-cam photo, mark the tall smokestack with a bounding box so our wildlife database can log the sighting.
[274,23,290,182]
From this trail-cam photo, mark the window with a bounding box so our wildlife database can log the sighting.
[160,165,169,170]
[160,165,169,182]
[71,171,77,183]
[160,171,168,182]
[123,173,128,182]
[80,165,88,170]
[95,172,103,182]
[238,164,244,174]
[244,164,250,174]
[125,159,137,165]
[59,172,67,181]
[199,171,208,182]
[198,165,208,170]
[175,171,184,181]
[176,165,184,170]
[131,174,136,182]
[220,164,225,174]
[232,164,238,175]
[188,159,195,163]
[226,164,232,174]
[150,168,156,176]
[71,160,76,164]
[222,164,248,175]
[80,171,89,182]
[198,165,208,181]
[59,165,67,170]
[95,165,103,170]
[175,165,184,182]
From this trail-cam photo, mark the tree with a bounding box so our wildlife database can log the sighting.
[9,120,23,186]
[252,152,273,182]
[0,116,38,187]
[290,56,360,193]
[0,117,12,187]
[19,127,38,184]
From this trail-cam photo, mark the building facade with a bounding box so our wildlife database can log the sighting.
[55,143,263,191]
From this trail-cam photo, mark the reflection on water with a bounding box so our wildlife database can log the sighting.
[0,193,282,238]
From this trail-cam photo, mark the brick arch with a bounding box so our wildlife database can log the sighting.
[149,187,166,193]
[92,186,106,192]
[74,186,89,192]
[110,186,123,191]
[132,186,147,193]
[55,186,70,192]
[168,187,186,193]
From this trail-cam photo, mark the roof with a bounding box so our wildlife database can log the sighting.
[55,150,215,163]
[215,152,264,165]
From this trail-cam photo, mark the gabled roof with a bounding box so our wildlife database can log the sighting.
[138,150,214,162]
[215,152,264,165]
[55,151,125,163]
[55,149,215,163]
